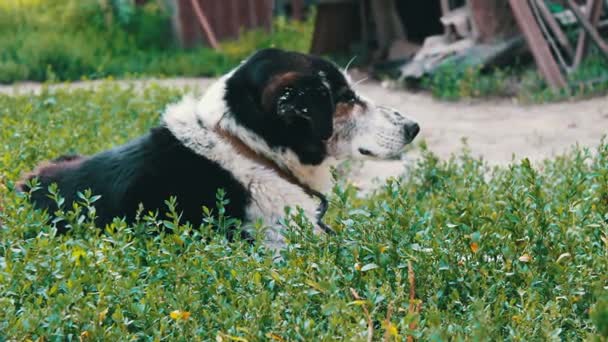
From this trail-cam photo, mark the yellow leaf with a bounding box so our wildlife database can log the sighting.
[79,331,90,341]
[98,307,109,324]
[217,333,249,342]
[354,263,362,271]
[266,333,285,341]
[170,310,191,321]
[380,245,388,253]
[348,300,368,306]
[270,270,282,283]
[556,253,571,263]
[386,322,398,337]
[519,254,531,263]
[470,242,479,253]
[305,280,324,292]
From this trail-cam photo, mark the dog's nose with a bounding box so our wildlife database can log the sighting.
[404,122,420,143]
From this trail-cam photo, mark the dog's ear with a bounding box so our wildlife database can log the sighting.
[263,73,335,140]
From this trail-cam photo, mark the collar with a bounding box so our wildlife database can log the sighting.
[214,126,334,235]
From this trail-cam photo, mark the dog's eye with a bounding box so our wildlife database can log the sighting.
[336,89,356,104]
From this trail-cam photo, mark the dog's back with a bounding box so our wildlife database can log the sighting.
[18,127,250,232]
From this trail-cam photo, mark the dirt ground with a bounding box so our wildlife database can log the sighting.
[2,78,607,191]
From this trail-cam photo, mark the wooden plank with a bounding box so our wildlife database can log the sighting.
[566,0,608,56]
[534,0,575,58]
[310,2,360,54]
[176,0,202,48]
[370,0,405,52]
[509,0,567,89]
[469,0,519,43]
[573,0,606,67]
[190,0,220,49]
[291,0,304,20]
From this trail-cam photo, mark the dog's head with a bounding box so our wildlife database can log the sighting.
[222,48,419,165]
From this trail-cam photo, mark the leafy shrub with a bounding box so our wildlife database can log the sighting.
[0,85,607,340]
[0,1,314,83]
[421,50,608,102]
[0,61,29,84]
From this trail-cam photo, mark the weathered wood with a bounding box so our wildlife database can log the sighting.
[469,0,518,43]
[370,0,405,52]
[291,0,304,21]
[190,0,220,49]
[174,0,272,48]
[310,1,360,55]
[573,0,605,67]
[509,0,567,89]
[566,0,608,57]
[534,0,575,58]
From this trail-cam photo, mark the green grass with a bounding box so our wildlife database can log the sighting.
[421,50,608,103]
[1,85,608,340]
[0,0,314,83]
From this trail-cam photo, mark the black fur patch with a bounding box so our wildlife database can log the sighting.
[21,127,250,235]
[19,48,356,238]
[224,48,351,165]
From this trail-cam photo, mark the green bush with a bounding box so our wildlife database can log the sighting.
[0,0,314,83]
[1,85,607,340]
[421,50,608,102]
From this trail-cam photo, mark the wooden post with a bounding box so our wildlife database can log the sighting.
[570,0,607,66]
[190,0,220,50]
[534,0,575,58]
[291,0,304,20]
[310,1,360,55]
[370,0,405,53]
[469,0,518,43]
[509,0,567,89]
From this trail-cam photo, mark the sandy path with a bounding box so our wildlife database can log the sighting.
[2,78,607,190]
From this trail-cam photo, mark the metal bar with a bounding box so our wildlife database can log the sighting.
[566,0,608,58]
[531,0,570,71]
[509,0,567,89]
[535,0,575,58]
[573,0,605,67]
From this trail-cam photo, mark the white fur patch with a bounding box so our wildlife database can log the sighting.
[163,78,324,251]
[161,63,418,251]
[332,71,418,160]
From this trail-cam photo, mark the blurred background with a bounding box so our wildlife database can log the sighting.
[2,0,608,181]
[1,0,608,101]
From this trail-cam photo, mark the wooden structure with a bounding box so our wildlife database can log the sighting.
[311,0,520,64]
[173,0,273,48]
[310,0,361,55]
[509,0,607,89]
[311,0,608,89]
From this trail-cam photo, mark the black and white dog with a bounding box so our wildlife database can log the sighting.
[18,48,419,249]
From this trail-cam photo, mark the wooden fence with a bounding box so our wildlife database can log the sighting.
[174,0,274,48]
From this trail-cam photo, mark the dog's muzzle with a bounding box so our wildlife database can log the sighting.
[403,122,420,143]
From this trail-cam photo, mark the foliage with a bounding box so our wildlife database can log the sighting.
[421,50,608,102]
[0,0,314,83]
[0,85,607,340]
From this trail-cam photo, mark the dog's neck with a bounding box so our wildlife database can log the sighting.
[213,126,330,199]
[163,76,335,194]
[215,115,335,194]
